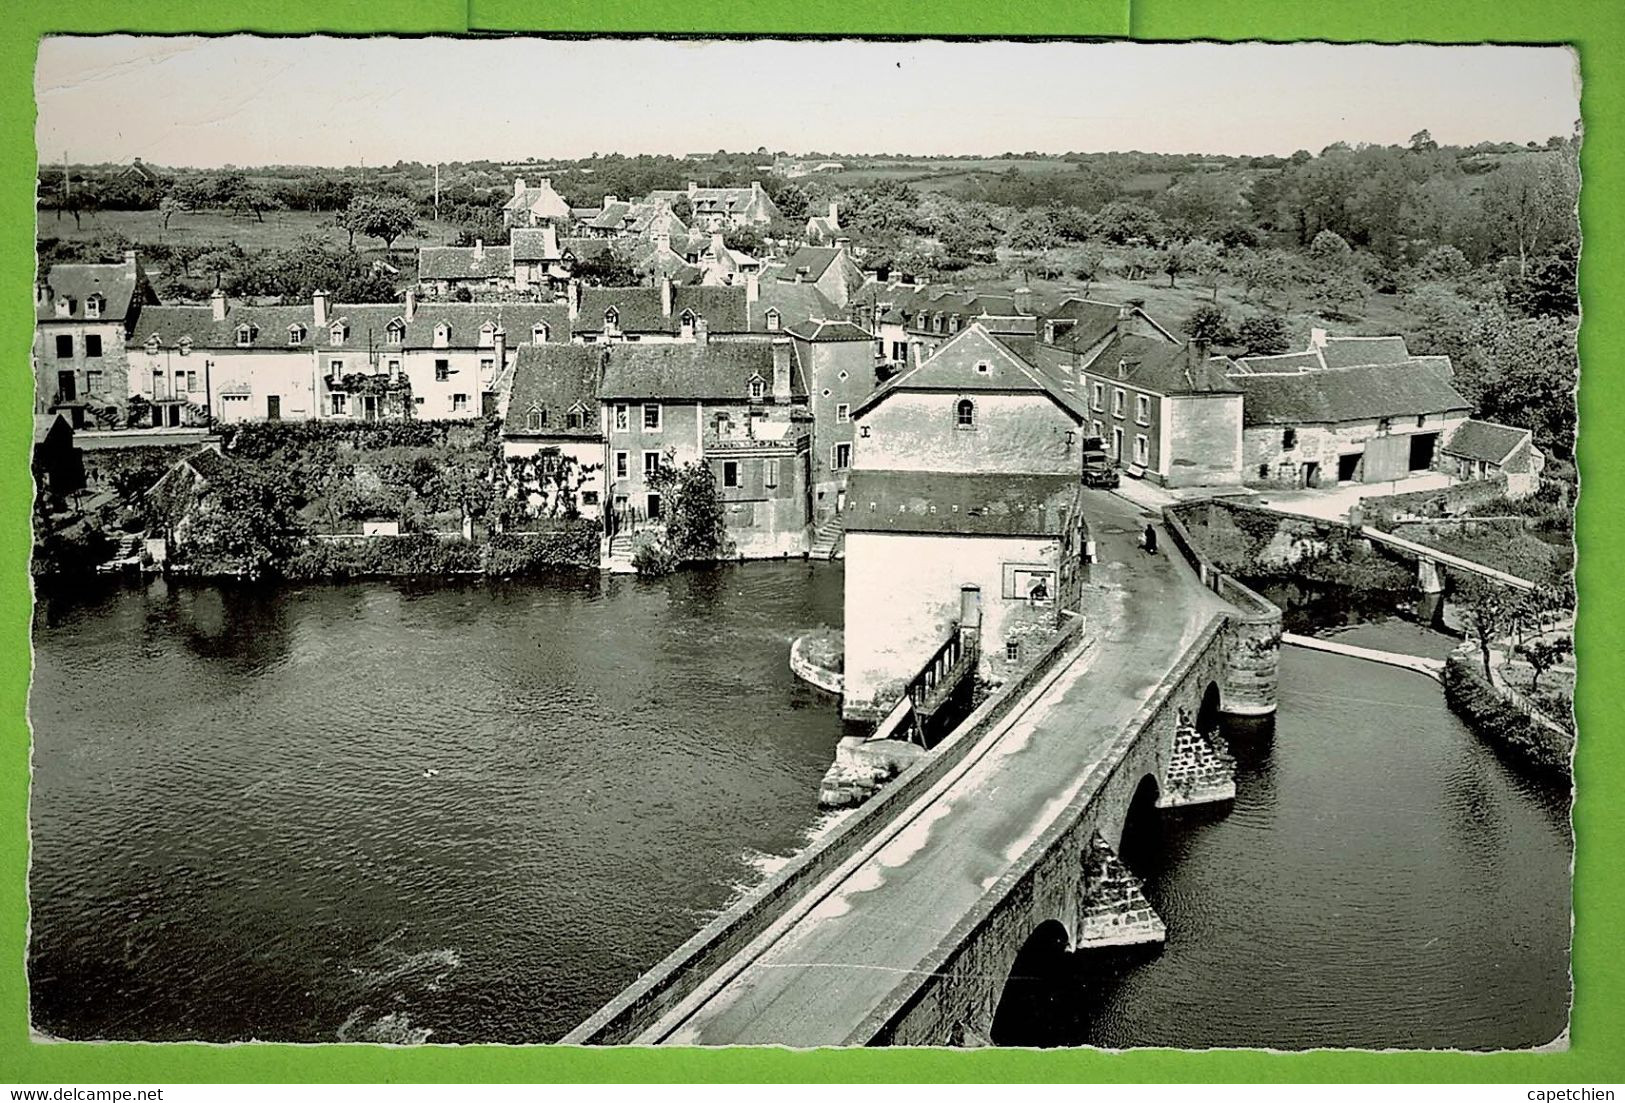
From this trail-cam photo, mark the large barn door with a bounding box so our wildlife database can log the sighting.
[1362,433,1410,483]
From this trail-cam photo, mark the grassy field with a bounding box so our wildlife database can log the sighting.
[36,207,470,254]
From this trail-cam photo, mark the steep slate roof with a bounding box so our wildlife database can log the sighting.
[559,237,612,262]
[418,246,513,280]
[404,302,571,349]
[504,345,604,440]
[33,413,68,446]
[578,285,749,334]
[1442,419,1532,465]
[749,282,840,332]
[588,201,633,231]
[786,319,874,343]
[511,228,561,262]
[1231,362,1471,427]
[854,324,1088,421]
[777,246,845,283]
[1230,350,1323,374]
[597,338,804,401]
[1319,335,1412,369]
[38,257,150,323]
[503,179,571,219]
[844,470,1079,537]
[1076,332,1238,397]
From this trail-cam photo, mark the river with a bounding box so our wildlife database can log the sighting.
[28,571,1570,1048]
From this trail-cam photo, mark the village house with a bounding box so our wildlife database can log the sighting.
[805,201,841,244]
[784,317,881,521]
[502,176,572,228]
[500,344,607,522]
[644,181,783,230]
[695,230,763,287]
[598,334,811,557]
[417,238,514,298]
[32,412,85,504]
[33,250,158,428]
[1227,360,1472,487]
[862,286,1040,371]
[1439,420,1546,498]
[568,277,750,343]
[128,289,568,424]
[840,323,1091,719]
[1027,297,1244,488]
[748,275,842,336]
[770,242,867,309]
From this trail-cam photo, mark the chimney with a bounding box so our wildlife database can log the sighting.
[695,316,709,344]
[746,270,760,304]
[1117,302,1132,322]
[473,238,484,262]
[124,248,138,266]
[752,180,763,195]
[493,327,507,374]
[772,338,793,402]
[542,222,559,259]
[1014,287,1033,315]
[834,236,851,254]
[404,288,417,323]
[1186,338,1214,389]
[829,200,840,227]
[1310,326,1329,349]
[688,181,699,197]
[568,278,582,322]
[211,288,227,322]
[710,230,726,258]
[660,275,673,318]
[655,228,671,254]
[312,289,329,327]
[514,177,527,197]
[603,194,618,210]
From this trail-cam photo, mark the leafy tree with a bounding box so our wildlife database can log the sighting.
[196,248,240,290]
[1005,209,1062,253]
[1228,247,1293,305]
[1417,244,1471,283]
[158,194,191,232]
[1183,302,1234,344]
[1308,229,1353,265]
[1071,243,1106,296]
[1516,635,1572,694]
[182,459,307,579]
[1091,200,1163,245]
[1158,241,1189,288]
[1236,313,1291,356]
[640,455,731,572]
[1480,154,1579,275]
[1506,243,1578,318]
[1409,129,1439,153]
[353,194,419,255]
[573,250,639,287]
[1453,573,1511,679]
[1183,239,1225,300]
[1310,266,1367,319]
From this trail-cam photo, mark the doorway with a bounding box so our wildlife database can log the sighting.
[266,395,281,421]
[959,585,982,634]
[1409,432,1439,472]
[646,493,662,521]
[56,370,76,403]
[1112,426,1124,461]
[1337,452,1361,483]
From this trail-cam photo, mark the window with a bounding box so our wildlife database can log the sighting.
[643,403,661,430]
[891,341,907,362]
[832,442,852,470]
[385,321,404,345]
[1006,640,1021,662]
[1134,434,1149,466]
[1091,419,1103,439]
[643,450,661,476]
[764,309,780,332]
[480,357,495,376]
[85,370,102,393]
[143,335,160,354]
[329,322,347,346]
[1002,563,1055,603]
[838,370,849,382]
[1282,427,1297,450]
[1135,394,1151,425]
[84,294,103,319]
[178,337,192,356]
[221,394,249,406]
[764,457,779,489]
[1112,389,1125,418]
[533,322,549,345]
[55,335,73,358]
[479,322,496,347]
[236,325,254,347]
[748,377,765,400]
[723,460,740,488]
[331,393,349,415]
[186,371,198,392]
[84,335,102,358]
[975,360,990,375]
[604,307,619,329]
[615,451,629,479]
[452,393,469,412]
[859,425,871,438]
[435,359,450,382]
[433,323,451,347]
[527,408,544,431]
[614,404,629,431]
[386,358,401,379]
[951,314,962,333]
[680,310,697,336]
[1091,383,1104,411]
[836,403,850,424]
[1258,463,1270,479]
[152,370,162,396]
[956,398,976,429]
[330,359,344,380]
[566,410,582,430]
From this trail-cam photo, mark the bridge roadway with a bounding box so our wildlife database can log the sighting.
[638,491,1229,1046]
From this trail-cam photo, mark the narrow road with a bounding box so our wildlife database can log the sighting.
[642,491,1228,1045]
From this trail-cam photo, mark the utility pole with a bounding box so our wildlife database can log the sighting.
[434,162,441,245]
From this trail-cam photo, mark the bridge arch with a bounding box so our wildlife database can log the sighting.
[988,918,1083,1047]
[1196,681,1222,735]
[1118,773,1164,856]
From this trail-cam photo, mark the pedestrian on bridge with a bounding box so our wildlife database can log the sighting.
[1143,524,1158,555]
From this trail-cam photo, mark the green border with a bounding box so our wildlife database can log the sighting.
[3,0,1620,1083]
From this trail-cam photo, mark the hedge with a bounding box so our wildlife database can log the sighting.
[1442,654,1572,779]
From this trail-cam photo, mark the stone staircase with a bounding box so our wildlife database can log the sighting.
[809,515,844,560]
[603,531,639,574]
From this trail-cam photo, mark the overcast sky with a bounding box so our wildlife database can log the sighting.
[35,36,1580,168]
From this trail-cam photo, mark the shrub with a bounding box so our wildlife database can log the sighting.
[1442,655,1571,776]
[485,526,599,574]
[630,531,680,577]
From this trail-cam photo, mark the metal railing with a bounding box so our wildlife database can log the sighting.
[906,623,980,719]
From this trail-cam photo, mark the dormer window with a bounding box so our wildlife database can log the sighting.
[764,308,781,332]
[235,324,256,347]
[85,294,104,319]
[385,319,405,345]
[604,307,619,329]
[329,321,348,346]
[680,309,697,337]
[144,335,160,354]
[55,297,73,318]
[748,374,766,401]
[526,406,544,431]
[288,324,306,345]
[479,321,497,347]
[178,337,192,356]
[433,323,451,348]
[532,322,549,345]
[950,313,962,333]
